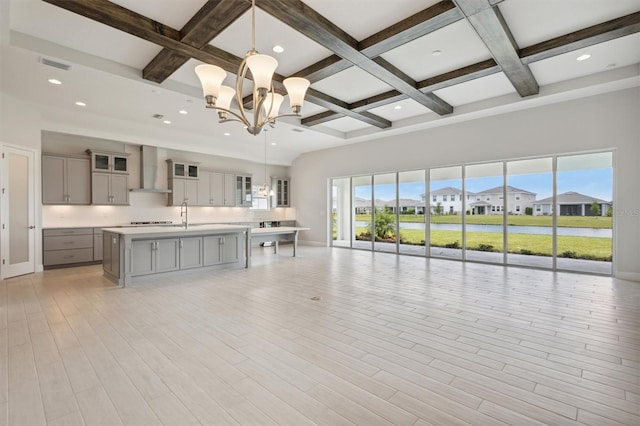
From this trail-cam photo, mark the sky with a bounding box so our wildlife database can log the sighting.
[354,168,613,202]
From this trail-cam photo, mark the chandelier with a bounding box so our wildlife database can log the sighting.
[194,0,310,136]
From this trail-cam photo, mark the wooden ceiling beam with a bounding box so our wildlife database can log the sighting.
[42,0,390,129]
[293,1,463,83]
[305,58,499,124]
[360,1,463,57]
[453,0,539,97]
[301,110,346,127]
[259,0,453,116]
[305,88,391,128]
[143,0,250,83]
[520,11,640,64]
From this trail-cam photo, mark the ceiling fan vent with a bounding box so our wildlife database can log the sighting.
[40,57,71,71]
[152,114,164,120]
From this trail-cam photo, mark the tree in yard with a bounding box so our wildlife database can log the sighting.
[590,200,601,217]
[368,207,395,241]
[433,202,443,216]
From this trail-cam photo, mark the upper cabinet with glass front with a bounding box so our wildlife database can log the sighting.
[87,150,129,174]
[169,160,199,179]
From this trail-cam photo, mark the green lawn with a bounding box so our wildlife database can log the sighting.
[355,214,612,229]
[352,227,612,261]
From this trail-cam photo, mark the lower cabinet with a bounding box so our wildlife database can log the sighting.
[203,234,239,266]
[180,237,203,269]
[93,229,103,261]
[103,232,120,278]
[43,228,94,267]
[131,238,180,276]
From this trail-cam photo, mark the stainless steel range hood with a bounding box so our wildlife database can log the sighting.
[129,145,172,193]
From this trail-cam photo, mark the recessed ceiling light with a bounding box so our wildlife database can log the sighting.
[577,54,591,61]
[163,120,171,124]
[224,132,231,136]
[606,63,616,69]
[431,50,442,57]
[271,142,277,146]
[75,101,86,107]
[394,105,402,110]
[48,78,62,85]
[179,110,188,115]
[272,45,284,53]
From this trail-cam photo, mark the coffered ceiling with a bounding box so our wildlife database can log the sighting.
[3,0,640,164]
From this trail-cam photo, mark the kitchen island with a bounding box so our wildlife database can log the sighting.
[102,224,250,287]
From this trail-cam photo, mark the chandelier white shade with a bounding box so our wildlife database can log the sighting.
[194,0,310,136]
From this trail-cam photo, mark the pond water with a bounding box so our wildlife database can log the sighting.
[356,221,612,238]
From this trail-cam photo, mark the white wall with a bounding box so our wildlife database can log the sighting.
[290,88,640,281]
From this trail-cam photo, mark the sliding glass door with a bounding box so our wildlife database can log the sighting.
[329,150,614,276]
[373,173,397,253]
[464,162,504,264]
[556,152,613,274]
[429,166,462,259]
[352,175,372,250]
[399,170,426,256]
[506,158,553,268]
[331,178,351,248]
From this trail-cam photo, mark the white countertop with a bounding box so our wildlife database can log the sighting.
[101,224,250,236]
[251,227,309,234]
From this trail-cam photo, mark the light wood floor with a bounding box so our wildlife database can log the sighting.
[1,246,639,425]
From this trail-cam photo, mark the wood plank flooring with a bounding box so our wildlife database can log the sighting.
[1,246,639,425]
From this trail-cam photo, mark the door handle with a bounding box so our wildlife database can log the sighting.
[28,225,35,229]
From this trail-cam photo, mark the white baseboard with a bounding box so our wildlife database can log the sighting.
[299,240,327,247]
[615,271,640,282]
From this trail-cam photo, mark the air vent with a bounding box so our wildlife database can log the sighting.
[40,57,71,71]
[292,128,305,133]
[152,114,164,120]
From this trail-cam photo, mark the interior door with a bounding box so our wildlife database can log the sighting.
[1,146,36,278]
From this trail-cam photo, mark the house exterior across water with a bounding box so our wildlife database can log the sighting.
[534,191,611,216]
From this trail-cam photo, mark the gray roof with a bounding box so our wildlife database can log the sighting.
[429,186,469,196]
[475,185,536,196]
[535,191,609,205]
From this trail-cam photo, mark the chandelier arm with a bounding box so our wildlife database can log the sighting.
[207,106,250,125]
[234,56,253,127]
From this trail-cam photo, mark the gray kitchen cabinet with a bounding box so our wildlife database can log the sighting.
[43,228,94,268]
[131,238,179,276]
[235,175,252,206]
[203,234,239,266]
[103,231,120,278]
[88,150,129,174]
[169,178,198,206]
[197,171,226,206]
[93,228,103,261]
[224,173,236,206]
[42,154,91,205]
[168,160,199,179]
[180,237,203,269]
[272,177,290,207]
[92,172,129,205]
[197,170,211,205]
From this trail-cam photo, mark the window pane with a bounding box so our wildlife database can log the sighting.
[374,173,397,253]
[465,162,504,263]
[352,175,372,250]
[556,152,613,274]
[399,170,426,256]
[507,158,553,268]
[331,178,350,248]
[430,166,462,260]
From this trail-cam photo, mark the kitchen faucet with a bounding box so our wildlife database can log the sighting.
[180,201,188,228]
